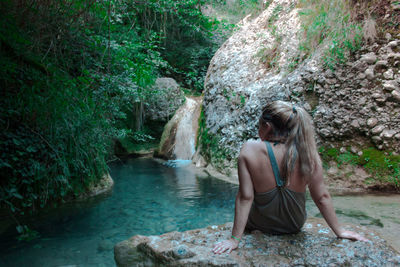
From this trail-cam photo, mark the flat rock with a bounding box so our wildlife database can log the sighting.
[114,218,400,267]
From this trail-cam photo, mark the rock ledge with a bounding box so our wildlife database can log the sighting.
[114,218,399,266]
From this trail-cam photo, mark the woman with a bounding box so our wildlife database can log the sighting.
[213,101,368,254]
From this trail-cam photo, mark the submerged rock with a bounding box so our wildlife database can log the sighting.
[114,218,399,266]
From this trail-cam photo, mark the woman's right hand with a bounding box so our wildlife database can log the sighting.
[212,238,239,254]
[337,229,369,242]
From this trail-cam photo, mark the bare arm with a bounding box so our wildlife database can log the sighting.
[213,146,254,254]
[308,164,368,241]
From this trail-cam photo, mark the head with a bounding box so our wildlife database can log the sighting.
[259,100,320,181]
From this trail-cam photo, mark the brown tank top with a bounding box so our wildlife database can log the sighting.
[246,141,306,234]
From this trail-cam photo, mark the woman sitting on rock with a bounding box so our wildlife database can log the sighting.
[213,100,368,254]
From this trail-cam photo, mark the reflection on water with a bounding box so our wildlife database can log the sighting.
[0,158,399,267]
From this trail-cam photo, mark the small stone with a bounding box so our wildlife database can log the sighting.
[388,41,398,48]
[383,80,399,91]
[388,53,400,60]
[383,69,394,79]
[367,118,378,128]
[350,120,360,129]
[375,60,388,68]
[319,129,330,137]
[350,146,358,154]
[357,73,366,79]
[340,147,347,153]
[395,133,400,140]
[392,90,400,102]
[97,240,114,252]
[382,129,396,139]
[371,125,385,135]
[385,33,392,40]
[372,136,382,143]
[361,52,377,64]
[365,67,375,79]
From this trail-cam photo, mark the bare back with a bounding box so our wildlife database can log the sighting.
[240,140,307,193]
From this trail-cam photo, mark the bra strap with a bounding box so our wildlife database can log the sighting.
[265,141,284,187]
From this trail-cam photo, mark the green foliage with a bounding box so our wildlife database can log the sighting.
[0,0,218,217]
[16,225,40,241]
[319,146,400,186]
[207,0,268,24]
[297,0,363,69]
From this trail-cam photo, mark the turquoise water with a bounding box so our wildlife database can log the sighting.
[1,158,399,266]
[0,158,238,266]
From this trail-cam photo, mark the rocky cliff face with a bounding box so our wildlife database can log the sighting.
[114,218,400,266]
[201,0,400,171]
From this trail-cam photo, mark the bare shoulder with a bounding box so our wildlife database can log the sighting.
[240,140,264,157]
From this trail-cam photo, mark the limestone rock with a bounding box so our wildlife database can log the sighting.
[384,69,394,79]
[375,60,388,69]
[382,129,397,139]
[146,77,185,122]
[383,80,399,91]
[371,125,386,135]
[365,67,375,79]
[367,118,378,128]
[392,90,400,102]
[201,0,400,169]
[361,52,377,64]
[114,218,400,267]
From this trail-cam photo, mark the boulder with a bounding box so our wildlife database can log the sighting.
[146,77,185,122]
[114,218,400,267]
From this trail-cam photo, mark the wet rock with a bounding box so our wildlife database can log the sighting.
[114,218,400,267]
[98,240,114,252]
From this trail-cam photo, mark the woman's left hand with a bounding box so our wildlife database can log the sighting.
[212,238,239,254]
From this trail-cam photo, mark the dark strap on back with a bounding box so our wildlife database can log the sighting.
[265,141,284,187]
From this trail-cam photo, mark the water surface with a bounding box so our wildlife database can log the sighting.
[0,158,238,266]
[0,158,399,267]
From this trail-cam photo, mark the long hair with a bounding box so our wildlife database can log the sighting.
[260,101,321,182]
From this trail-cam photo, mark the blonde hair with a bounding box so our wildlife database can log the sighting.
[260,100,321,182]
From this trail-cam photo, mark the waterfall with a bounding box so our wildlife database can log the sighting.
[157,96,202,166]
[173,97,198,160]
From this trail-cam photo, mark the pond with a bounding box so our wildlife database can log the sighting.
[0,158,399,266]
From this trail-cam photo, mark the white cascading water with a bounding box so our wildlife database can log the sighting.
[165,97,201,167]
